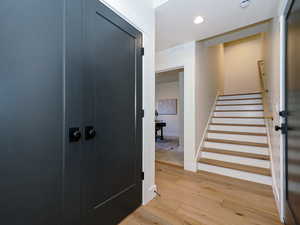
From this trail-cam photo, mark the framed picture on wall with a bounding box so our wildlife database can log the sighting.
[158,99,177,115]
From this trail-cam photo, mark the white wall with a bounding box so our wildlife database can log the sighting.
[263,11,288,220]
[195,43,222,151]
[223,34,263,94]
[99,0,155,205]
[156,41,221,171]
[263,19,281,211]
[179,71,184,148]
[156,81,180,137]
[156,42,197,171]
[153,0,169,8]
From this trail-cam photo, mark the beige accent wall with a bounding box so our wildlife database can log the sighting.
[223,34,263,94]
[203,21,270,48]
[263,18,281,211]
[218,44,225,94]
[195,42,223,151]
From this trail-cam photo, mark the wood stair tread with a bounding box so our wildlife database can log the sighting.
[214,110,263,112]
[219,92,262,97]
[210,123,266,127]
[217,98,262,101]
[202,148,270,160]
[205,138,269,147]
[198,158,271,176]
[207,130,267,136]
[216,103,263,106]
[213,116,264,119]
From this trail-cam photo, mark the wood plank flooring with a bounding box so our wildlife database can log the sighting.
[120,163,282,225]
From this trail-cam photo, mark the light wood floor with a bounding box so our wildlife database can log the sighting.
[120,163,283,225]
[155,137,184,166]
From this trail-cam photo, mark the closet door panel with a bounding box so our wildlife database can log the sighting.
[63,0,84,224]
[81,1,143,224]
[0,1,64,225]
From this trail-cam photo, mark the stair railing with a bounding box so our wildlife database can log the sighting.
[257,60,273,120]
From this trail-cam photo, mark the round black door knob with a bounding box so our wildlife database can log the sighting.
[89,129,96,136]
[85,126,96,140]
[69,127,82,142]
[73,130,81,138]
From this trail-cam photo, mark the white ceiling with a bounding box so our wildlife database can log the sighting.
[155,0,279,51]
[153,0,169,8]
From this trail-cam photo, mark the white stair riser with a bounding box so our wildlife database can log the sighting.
[197,163,272,185]
[201,152,270,168]
[214,111,264,117]
[217,99,262,105]
[204,141,269,155]
[215,105,263,110]
[209,125,267,133]
[207,133,268,144]
[218,94,262,100]
[212,118,265,125]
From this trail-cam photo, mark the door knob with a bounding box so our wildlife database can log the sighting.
[275,125,281,131]
[275,124,287,134]
[69,127,82,142]
[85,126,96,140]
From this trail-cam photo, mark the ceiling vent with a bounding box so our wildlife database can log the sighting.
[154,0,169,8]
[240,0,251,8]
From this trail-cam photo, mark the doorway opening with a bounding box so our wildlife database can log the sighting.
[155,68,184,167]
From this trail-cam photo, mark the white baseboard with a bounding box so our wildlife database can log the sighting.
[143,184,157,205]
[184,161,197,172]
[265,118,281,216]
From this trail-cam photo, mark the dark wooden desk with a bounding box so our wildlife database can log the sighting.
[155,122,166,140]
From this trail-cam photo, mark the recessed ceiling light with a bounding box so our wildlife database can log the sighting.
[240,0,251,8]
[154,0,169,8]
[194,16,204,24]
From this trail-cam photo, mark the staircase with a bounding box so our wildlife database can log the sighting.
[198,92,272,185]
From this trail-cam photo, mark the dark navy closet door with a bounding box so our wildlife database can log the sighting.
[0,1,143,225]
[81,1,143,224]
[0,1,64,224]
[286,1,300,224]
